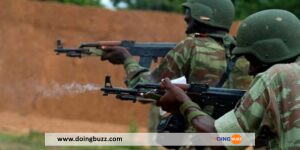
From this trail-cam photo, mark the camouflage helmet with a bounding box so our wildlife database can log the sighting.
[182,0,235,30]
[233,9,300,63]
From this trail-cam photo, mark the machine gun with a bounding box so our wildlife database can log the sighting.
[101,75,245,119]
[54,40,177,68]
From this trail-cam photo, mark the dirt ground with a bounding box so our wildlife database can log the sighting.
[0,0,240,134]
[0,111,147,135]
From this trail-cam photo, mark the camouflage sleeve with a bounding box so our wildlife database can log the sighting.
[123,57,149,83]
[214,73,268,150]
[215,70,271,132]
[124,37,193,87]
[215,64,300,149]
[214,69,275,150]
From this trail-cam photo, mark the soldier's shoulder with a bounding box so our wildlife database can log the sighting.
[267,63,299,74]
[259,62,300,82]
[181,33,223,49]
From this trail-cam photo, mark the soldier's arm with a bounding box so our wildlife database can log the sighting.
[214,72,269,133]
[180,73,270,149]
[212,71,274,149]
[124,38,193,87]
[157,74,269,148]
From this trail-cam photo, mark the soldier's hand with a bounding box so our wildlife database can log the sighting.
[156,78,191,114]
[101,46,131,64]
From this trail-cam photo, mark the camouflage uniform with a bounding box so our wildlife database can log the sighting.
[124,34,250,89]
[215,9,300,150]
[122,0,251,136]
[124,33,251,134]
[215,57,300,149]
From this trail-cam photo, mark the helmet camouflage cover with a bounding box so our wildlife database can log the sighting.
[233,9,300,63]
[182,0,235,30]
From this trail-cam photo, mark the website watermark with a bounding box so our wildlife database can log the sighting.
[45,133,255,146]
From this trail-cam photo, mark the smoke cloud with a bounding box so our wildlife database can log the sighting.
[34,81,101,98]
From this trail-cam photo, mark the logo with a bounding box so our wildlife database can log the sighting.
[214,134,242,145]
[231,134,242,145]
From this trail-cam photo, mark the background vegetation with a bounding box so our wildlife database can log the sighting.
[111,0,300,19]
[38,0,300,19]
[111,0,184,13]
[234,0,300,19]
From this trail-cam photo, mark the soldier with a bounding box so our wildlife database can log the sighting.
[101,0,251,137]
[101,0,250,89]
[157,9,300,149]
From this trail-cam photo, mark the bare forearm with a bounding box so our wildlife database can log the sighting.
[187,108,226,150]
[191,115,216,133]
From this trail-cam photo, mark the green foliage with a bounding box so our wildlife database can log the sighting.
[128,120,139,133]
[37,0,103,7]
[111,0,185,13]
[36,0,300,19]
[0,131,47,149]
[111,0,300,19]
[235,0,300,19]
